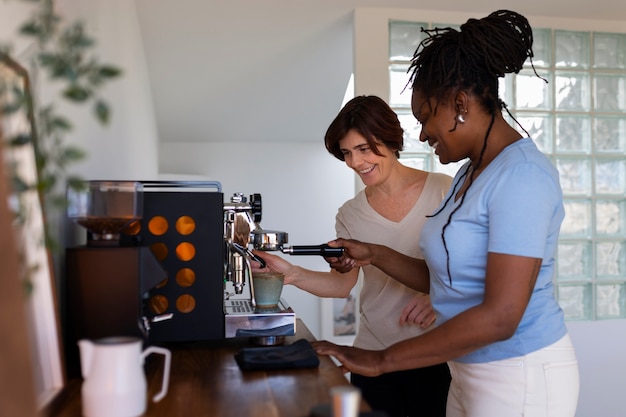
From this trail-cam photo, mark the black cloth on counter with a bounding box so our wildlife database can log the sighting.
[234,338,320,371]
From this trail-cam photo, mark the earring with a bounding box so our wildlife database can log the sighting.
[456,109,467,124]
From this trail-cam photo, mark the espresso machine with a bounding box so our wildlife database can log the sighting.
[64,180,342,353]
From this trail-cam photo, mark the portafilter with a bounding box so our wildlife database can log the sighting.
[251,230,344,257]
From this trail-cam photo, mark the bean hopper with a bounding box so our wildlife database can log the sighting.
[64,181,167,377]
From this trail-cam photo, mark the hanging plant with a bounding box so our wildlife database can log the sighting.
[1,0,122,250]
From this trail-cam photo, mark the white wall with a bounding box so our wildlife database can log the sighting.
[54,0,159,181]
[567,320,626,417]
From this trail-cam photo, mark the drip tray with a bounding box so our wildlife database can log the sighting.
[224,298,296,338]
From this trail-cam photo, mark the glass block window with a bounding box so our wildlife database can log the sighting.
[389,21,626,321]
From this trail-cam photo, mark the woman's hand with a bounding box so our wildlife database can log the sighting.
[250,251,297,283]
[325,255,357,273]
[399,294,436,328]
[328,238,375,268]
[311,340,385,377]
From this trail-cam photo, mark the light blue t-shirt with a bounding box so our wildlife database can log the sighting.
[420,138,567,363]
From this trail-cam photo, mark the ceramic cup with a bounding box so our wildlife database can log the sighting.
[252,271,285,307]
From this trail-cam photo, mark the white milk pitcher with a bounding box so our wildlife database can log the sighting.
[79,336,171,417]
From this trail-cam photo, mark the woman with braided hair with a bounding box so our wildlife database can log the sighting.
[312,10,580,417]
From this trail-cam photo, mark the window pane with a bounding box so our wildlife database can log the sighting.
[515,70,551,110]
[555,30,590,69]
[556,115,591,153]
[594,74,626,111]
[389,63,411,108]
[557,158,592,196]
[526,28,552,68]
[595,199,626,236]
[595,160,626,195]
[555,72,590,111]
[594,116,626,152]
[557,283,592,320]
[516,114,553,153]
[593,32,626,70]
[558,241,591,279]
[389,21,427,61]
[596,241,626,278]
[596,283,626,319]
[561,200,591,237]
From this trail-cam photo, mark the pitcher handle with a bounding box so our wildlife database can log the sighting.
[142,346,171,403]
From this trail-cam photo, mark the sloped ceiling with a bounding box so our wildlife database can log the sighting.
[133,1,626,144]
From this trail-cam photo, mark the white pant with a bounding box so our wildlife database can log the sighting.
[446,334,579,417]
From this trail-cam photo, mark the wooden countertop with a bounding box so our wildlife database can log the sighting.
[46,319,370,417]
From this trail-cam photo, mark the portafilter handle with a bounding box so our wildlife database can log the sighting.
[281,244,344,257]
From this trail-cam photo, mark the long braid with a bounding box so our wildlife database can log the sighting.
[439,114,496,284]
[410,10,541,285]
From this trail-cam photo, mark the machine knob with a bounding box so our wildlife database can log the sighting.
[250,193,262,223]
[231,192,246,203]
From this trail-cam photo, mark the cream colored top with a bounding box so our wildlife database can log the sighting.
[335,172,452,350]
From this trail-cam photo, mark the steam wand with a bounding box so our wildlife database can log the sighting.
[232,242,266,268]
[230,242,258,307]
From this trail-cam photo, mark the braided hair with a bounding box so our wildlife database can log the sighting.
[408,10,541,284]
[409,9,535,115]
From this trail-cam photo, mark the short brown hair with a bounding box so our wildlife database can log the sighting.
[324,95,404,161]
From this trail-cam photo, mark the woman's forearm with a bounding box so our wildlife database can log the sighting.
[287,266,358,298]
[369,243,430,293]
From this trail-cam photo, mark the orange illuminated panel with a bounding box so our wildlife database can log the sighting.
[176,268,196,287]
[176,242,195,261]
[176,294,196,313]
[149,295,169,314]
[148,216,168,236]
[176,216,195,235]
[150,242,168,261]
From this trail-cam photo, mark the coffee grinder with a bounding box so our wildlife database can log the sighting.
[64,181,167,377]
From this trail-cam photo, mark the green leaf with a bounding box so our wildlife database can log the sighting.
[8,134,32,146]
[61,146,87,162]
[99,65,122,78]
[38,52,60,66]
[38,175,56,194]
[95,100,110,124]
[11,175,30,193]
[50,116,72,131]
[19,21,41,36]
[2,100,24,114]
[66,176,87,191]
[63,85,91,102]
